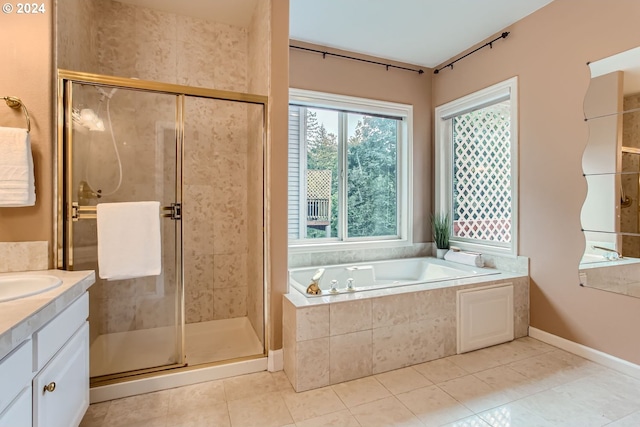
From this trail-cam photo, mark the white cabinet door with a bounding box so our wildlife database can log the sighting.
[33,322,89,427]
[0,387,31,427]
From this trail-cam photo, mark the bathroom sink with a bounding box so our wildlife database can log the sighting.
[0,274,63,303]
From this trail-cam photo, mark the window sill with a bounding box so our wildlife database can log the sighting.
[288,238,413,254]
[449,239,517,258]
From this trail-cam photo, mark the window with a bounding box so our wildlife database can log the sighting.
[435,77,518,255]
[288,89,412,250]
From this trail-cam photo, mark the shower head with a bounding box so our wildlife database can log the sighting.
[72,108,105,131]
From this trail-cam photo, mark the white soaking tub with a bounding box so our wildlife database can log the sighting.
[289,256,499,297]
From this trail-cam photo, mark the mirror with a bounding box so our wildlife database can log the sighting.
[580,46,640,296]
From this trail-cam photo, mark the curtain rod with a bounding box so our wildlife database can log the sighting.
[434,32,510,75]
[289,45,425,75]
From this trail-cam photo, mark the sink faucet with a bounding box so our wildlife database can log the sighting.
[592,245,622,260]
[306,268,325,295]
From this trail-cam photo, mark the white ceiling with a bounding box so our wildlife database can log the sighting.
[589,47,640,96]
[290,0,555,68]
[115,0,259,27]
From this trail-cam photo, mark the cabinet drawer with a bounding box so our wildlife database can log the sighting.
[0,386,31,427]
[0,340,32,415]
[33,322,89,427]
[33,292,88,371]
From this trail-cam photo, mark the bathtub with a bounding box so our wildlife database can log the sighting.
[288,256,500,297]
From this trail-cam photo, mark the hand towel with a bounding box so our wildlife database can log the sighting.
[444,250,485,267]
[96,201,162,280]
[0,127,35,206]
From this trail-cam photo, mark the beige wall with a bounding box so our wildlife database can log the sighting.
[432,0,640,364]
[0,1,54,246]
[289,42,432,244]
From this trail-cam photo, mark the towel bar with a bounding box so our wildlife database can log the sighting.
[71,202,181,221]
[2,96,31,133]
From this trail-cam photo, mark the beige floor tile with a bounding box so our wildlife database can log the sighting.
[295,409,361,427]
[440,415,493,427]
[582,369,640,405]
[227,391,294,427]
[331,376,391,408]
[446,348,502,374]
[350,396,422,427]
[413,358,469,384]
[102,390,171,427]
[281,386,346,422]
[607,410,640,426]
[552,375,640,421]
[507,351,589,389]
[270,370,295,392]
[515,388,613,426]
[164,401,230,427]
[478,403,554,427]
[437,374,512,413]
[396,385,473,426]
[224,371,280,401]
[516,337,556,353]
[80,401,111,427]
[375,366,433,395]
[168,380,226,413]
[482,338,553,365]
[473,365,547,400]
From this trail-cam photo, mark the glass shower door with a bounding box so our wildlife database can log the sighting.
[64,82,184,380]
[181,96,265,366]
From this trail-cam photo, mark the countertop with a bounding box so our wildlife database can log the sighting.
[0,269,95,361]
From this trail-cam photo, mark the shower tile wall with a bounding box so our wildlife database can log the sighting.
[622,94,640,257]
[57,0,268,340]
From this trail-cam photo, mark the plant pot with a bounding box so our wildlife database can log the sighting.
[436,248,448,259]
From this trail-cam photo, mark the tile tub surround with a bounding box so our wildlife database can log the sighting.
[0,269,95,360]
[283,272,529,392]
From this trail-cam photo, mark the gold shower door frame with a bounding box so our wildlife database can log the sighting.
[55,70,270,386]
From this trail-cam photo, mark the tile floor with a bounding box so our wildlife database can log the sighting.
[81,337,640,427]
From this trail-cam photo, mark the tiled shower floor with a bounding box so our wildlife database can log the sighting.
[81,337,640,426]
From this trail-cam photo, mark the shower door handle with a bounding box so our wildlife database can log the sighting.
[70,202,181,221]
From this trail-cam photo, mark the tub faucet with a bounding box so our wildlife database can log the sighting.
[592,245,622,260]
[306,268,325,295]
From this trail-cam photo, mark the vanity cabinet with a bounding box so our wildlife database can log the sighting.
[0,340,33,427]
[0,292,89,427]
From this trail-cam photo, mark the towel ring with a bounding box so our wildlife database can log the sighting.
[2,96,31,133]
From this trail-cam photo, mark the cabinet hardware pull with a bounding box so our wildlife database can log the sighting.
[44,382,56,393]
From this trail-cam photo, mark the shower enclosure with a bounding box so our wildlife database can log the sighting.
[56,70,267,384]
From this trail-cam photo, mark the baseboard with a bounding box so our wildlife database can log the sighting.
[268,349,284,372]
[90,357,268,403]
[529,327,640,381]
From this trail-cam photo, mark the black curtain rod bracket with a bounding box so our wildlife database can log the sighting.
[434,32,510,75]
[290,45,425,75]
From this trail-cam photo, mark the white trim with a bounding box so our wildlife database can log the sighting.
[90,357,268,403]
[267,349,283,372]
[435,77,519,257]
[288,88,413,252]
[529,327,640,381]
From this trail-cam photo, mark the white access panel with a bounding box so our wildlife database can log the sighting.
[457,284,514,353]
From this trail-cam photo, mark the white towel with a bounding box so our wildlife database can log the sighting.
[0,127,35,207]
[96,201,162,280]
[444,250,485,267]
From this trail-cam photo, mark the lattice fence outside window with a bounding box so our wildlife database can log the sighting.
[452,101,511,243]
[306,169,332,225]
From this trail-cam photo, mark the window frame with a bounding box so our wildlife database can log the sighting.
[288,88,413,253]
[434,77,519,256]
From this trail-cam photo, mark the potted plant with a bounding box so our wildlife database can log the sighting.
[431,212,450,259]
